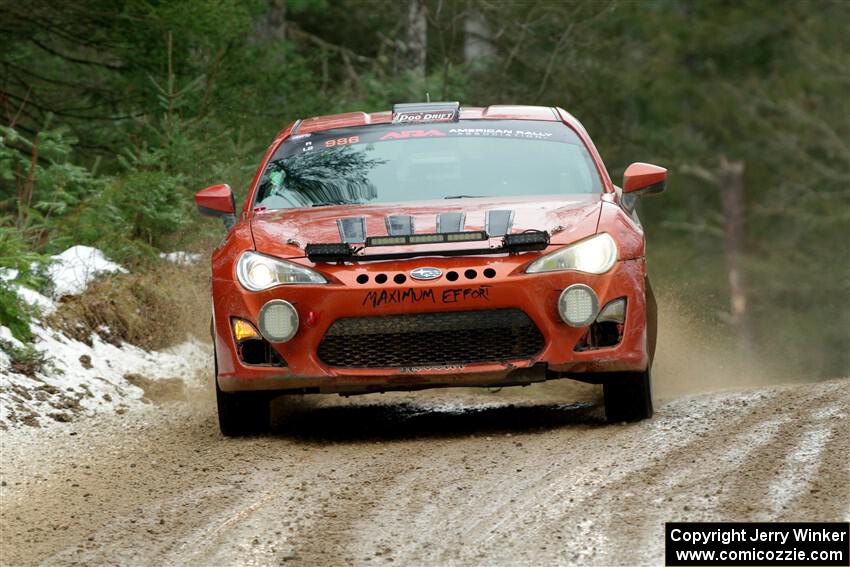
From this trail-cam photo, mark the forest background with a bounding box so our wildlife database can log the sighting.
[1,0,848,378]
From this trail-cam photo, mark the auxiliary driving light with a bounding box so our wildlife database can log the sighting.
[407,234,445,244]
[258,300,299,342]
[503,230,550,252]
[558,284,599,327]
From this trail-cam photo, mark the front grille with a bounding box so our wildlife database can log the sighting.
[317,309,545,368]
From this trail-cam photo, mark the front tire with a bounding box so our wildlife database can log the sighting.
[216,379,271,436]
[603,370,653,422]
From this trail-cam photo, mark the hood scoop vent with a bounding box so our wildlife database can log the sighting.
[337,217,367,243]
[333,208,520,244]
[386,215,414,236]
[485,210,515,236]
[437,212,465,233]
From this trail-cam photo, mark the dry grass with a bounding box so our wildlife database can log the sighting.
[46,259,210,351]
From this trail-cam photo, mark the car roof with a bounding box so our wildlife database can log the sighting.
[281,105,579,138]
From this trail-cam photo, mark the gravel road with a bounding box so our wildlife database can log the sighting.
[1,374,847,567]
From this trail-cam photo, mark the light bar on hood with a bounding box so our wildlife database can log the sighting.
[408,234,443,244]
[503,230,550,252]
[366,231,487,247]
[308,229,548,263]
[305,243,354,262]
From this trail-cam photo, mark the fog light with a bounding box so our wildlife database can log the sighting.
[258,300,299,342]
[558,284,599,327]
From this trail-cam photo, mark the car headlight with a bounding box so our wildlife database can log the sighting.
[236,251,326,291]
[525,233,618,275]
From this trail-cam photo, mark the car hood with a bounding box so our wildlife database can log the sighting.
[250,195,602,258]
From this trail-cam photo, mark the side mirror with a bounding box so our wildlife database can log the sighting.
[623,163,667,196]
[195,184,236,228]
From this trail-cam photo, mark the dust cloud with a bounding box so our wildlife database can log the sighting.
[652,295,778,399]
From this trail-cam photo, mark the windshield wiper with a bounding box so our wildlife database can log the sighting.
[444,195,483,199]
[311,202,344,207]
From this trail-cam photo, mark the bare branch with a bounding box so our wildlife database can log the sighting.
[286,27,374,65]
[9,86,30,128]
[534,24,573,102]
[680,164,720,186]
[30,37,124,70]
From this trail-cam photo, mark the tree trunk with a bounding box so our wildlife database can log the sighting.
[718,156,754,354]
[253,1,287,104]
[254,0,287,43]
[464,8,494,64]
[406,0,427,81]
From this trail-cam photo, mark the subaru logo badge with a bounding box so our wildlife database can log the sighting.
[410,267,442,281]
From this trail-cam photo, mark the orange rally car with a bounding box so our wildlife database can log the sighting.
[195,102,667,436]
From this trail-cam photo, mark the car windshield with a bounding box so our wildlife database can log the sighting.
[254,120,602,210]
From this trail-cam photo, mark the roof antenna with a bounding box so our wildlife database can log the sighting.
[426,91,431,103]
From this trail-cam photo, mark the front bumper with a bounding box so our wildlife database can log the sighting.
[213,255,649,393]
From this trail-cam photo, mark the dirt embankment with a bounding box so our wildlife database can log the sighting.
[1,376,847,567]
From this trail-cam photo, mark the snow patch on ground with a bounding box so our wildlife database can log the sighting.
[0,268,19,281]
[0,326,21,368]
[47,245,126,298]
[1,245,209,429]
[764,427,832,518]
[13,285,56,315]
[0,322,209,429]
